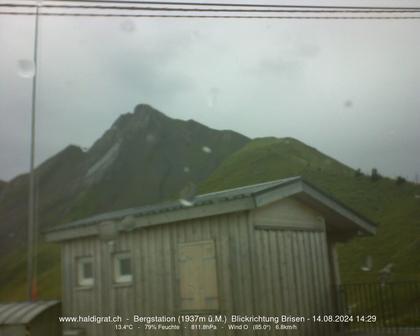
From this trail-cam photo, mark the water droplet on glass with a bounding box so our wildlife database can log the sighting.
[17,59,35,78]
[207,87,220,109]
[121,216,135,231]
[344,100,353,108]
[179,199,194,207]
[183,166,190,173]
[380,263,394,274]
[202,146,212,154]
[120,19,136,32]
[146,133,156,143]
[361,255,373,272]
[179,182,196,207]
[208,99,214,109]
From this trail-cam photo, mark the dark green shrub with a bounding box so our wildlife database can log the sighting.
[396,176,406,185]
[354,168,363,177]
[371,168,381,182]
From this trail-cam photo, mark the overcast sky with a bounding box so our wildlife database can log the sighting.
[1,0,420,182]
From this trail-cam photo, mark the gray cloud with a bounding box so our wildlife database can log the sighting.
[1,4,420,182]
[257,57,304,82]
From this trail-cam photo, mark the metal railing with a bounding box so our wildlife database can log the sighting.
[335,281,420,335]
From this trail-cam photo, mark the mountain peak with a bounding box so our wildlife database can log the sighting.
[133,104,168,122]
[134,103,162,115]
[111,104,167,131]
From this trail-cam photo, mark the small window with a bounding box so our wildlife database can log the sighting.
[114,252,133,284]
[77,257,94,287]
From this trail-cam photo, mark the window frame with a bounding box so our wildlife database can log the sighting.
[76,256,94,288]
[113,251,133,284]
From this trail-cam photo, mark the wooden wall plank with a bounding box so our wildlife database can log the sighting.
[63,201,337,336]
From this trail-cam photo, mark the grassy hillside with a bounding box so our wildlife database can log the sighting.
[0,243,61,301]
[0,105,249,301]
[199,137,420,283]
[1,136,419,301]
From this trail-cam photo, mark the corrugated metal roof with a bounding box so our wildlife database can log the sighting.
[0,301,59,325]
[48,177,300,233]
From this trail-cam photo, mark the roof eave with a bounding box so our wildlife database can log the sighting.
[253,178,376,236]
[300,182,377,236]
[253,177,304,207]
[45,196,256,242]
[45,177,377,242]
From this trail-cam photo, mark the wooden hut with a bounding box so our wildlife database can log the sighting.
[46,177,376,336]
[0,300,61,336]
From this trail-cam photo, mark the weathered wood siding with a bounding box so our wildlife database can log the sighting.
[251,198,334,335]
[61,197,334,336]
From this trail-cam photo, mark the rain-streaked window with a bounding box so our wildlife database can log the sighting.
[113,252,132,284]
[77,256,94,287]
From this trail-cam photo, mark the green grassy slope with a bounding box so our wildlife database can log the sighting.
[0,243,61,301]
[0,105,249,302]
[1,136,418,301]
[199,137,420,283]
